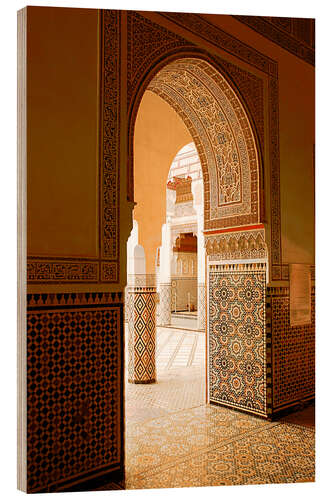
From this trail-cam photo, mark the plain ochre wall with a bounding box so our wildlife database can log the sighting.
[27,7,99,258]
[133,91,192,273]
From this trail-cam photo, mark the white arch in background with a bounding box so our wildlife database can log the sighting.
[157,142,205,330]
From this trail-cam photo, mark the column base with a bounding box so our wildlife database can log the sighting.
[128,378,156,384]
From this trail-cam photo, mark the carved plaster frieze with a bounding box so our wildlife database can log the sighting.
[205,229,267,260]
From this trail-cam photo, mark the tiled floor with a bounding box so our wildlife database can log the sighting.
[125,326,205,422]
[125,325,315,490]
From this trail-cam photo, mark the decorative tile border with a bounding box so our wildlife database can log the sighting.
[99,9,120,275]
[268,76,281,268]
[27,259,99,283]
[127,12,190,111]
[233,16,315,66]
[160,12,278,76]
[27,290,123,308]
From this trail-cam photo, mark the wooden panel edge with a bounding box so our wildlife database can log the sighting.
[17,6,27,493]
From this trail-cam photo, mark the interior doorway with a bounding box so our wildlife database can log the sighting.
[124,103,206,399]
[124,86,207,486]
[124,54,265,489]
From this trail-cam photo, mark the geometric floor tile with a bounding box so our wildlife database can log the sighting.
[125,324,315,490]
[127,420,314,489]
[125,326,205,423]
[126,405,276,481]
[125,367,205,422]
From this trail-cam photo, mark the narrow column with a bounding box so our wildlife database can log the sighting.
[197,207,206,331]
[128,285,156,384]
[197,283,205,331]
[158,220,172,326]
[158,283,172,326]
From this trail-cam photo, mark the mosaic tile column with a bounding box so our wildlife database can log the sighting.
[128,286,156,384]
[197,282,205,331]
[158,283,171,326]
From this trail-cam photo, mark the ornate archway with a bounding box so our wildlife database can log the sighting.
[129,55,263,233]
[128,54,270,417]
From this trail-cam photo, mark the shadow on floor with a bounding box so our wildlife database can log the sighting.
[278,403,315,428]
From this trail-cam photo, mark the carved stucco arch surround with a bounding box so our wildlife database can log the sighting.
[128,54,263,233]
